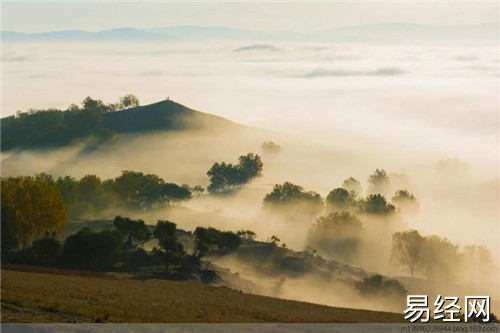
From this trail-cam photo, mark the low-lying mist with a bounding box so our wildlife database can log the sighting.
[1,39,499,314]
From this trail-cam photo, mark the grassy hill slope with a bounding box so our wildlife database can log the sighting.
[1,267,404,323]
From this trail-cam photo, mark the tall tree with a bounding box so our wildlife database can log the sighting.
[1,176,67,254]
[390,230,424,277]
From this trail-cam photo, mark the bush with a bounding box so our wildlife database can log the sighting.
[61,228,121,270]
[355,274,407,297]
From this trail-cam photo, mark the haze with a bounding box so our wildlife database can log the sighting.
[1,2,499,315]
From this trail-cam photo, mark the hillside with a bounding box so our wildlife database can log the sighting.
[0,99,240,151]
[102,100,238,133]
[1,267,404,323]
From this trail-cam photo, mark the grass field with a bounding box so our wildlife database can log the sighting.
[1,265,405,323]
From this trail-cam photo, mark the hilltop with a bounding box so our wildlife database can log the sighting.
[0,99,240,151]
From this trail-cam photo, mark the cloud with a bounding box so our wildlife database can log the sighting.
[233,44,282,52]
[138,70,165,76]
[293,67,406,78]
[1,55,32,62]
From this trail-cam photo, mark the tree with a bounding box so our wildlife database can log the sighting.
[461,245,495,283]
[192,227,213,258]
[207,153,263,194]
[113,216,151,249]
[367,169,390,195]
[391,230,424,278]
[118,94,140,110]
[391,189,419,214]
[31,237,62,266]
[355,274,407,297]
[1,176,67,254]
[162,183,192,205]
[154,220,185,271]
[218,231,242,252]
[238,153,263,179]
[61,228,122,270]
[263,182,323,215]
[360,194,396,215]
[325,188,356,211]
[307,212,363,263]
[78,174,103,208]
[192,227,241,257]
[112,170,191,209]
[421,235,461,281]
[237,230,256,241]
[342,177,362,196]
[270,235,280,245]
[262,141,282,154]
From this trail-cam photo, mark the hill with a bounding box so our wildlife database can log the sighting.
[0,99,240,151]
[1,266,404,323]
[102,100,237,133]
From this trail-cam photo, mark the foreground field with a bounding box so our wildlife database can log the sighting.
[1,266,404,323]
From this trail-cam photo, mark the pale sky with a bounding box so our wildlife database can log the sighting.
[2,1,499,33]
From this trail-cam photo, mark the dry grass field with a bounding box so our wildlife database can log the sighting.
[1,266,404,323]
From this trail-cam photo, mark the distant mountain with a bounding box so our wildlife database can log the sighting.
[3,23,498,44]
[0,100,240,151]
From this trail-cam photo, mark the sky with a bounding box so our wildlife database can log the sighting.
[2,2,499,33]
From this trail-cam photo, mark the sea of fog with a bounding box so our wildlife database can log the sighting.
[2,40,499,258]
[2,41,499,175]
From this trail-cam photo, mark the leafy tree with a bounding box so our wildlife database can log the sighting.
[31,237,62,266]
[421,235,461,281]
[238,153,263,179]
[461,245,495,283]
[367,169,390,195]
[207,153,263,194]
[263,182,323,215]
[154,220,185,271]
[182,184,204,196]
[237,230,256,241]
[391,189,419,214]
[192,227,241,257]
[270,235,280,244]
[359,194,396,215]
[390,230,424,278]
[1,176,67,254]
[78,174,104,208]
[61,228,122,270]
[342,177,362,196]
[163,183,192,205]
[12,237,62,267]
[56,176,79,205]
[307,212,363,263]
[325,188,356,211]
[112,170,191,209]
[117,94,140,110]
[113,216,151,249]
[355,274,407,297]
[192,227,213,258]
[262,141,282,154]
[218,231,242,252]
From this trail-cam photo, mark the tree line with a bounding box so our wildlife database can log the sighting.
[2,95,140,151]
[4,214,246,276]
[391,229,494,281]
[263,169,418,217]
[1,173,198,255]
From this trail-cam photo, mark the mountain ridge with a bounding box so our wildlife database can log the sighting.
[3,23,498,44]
